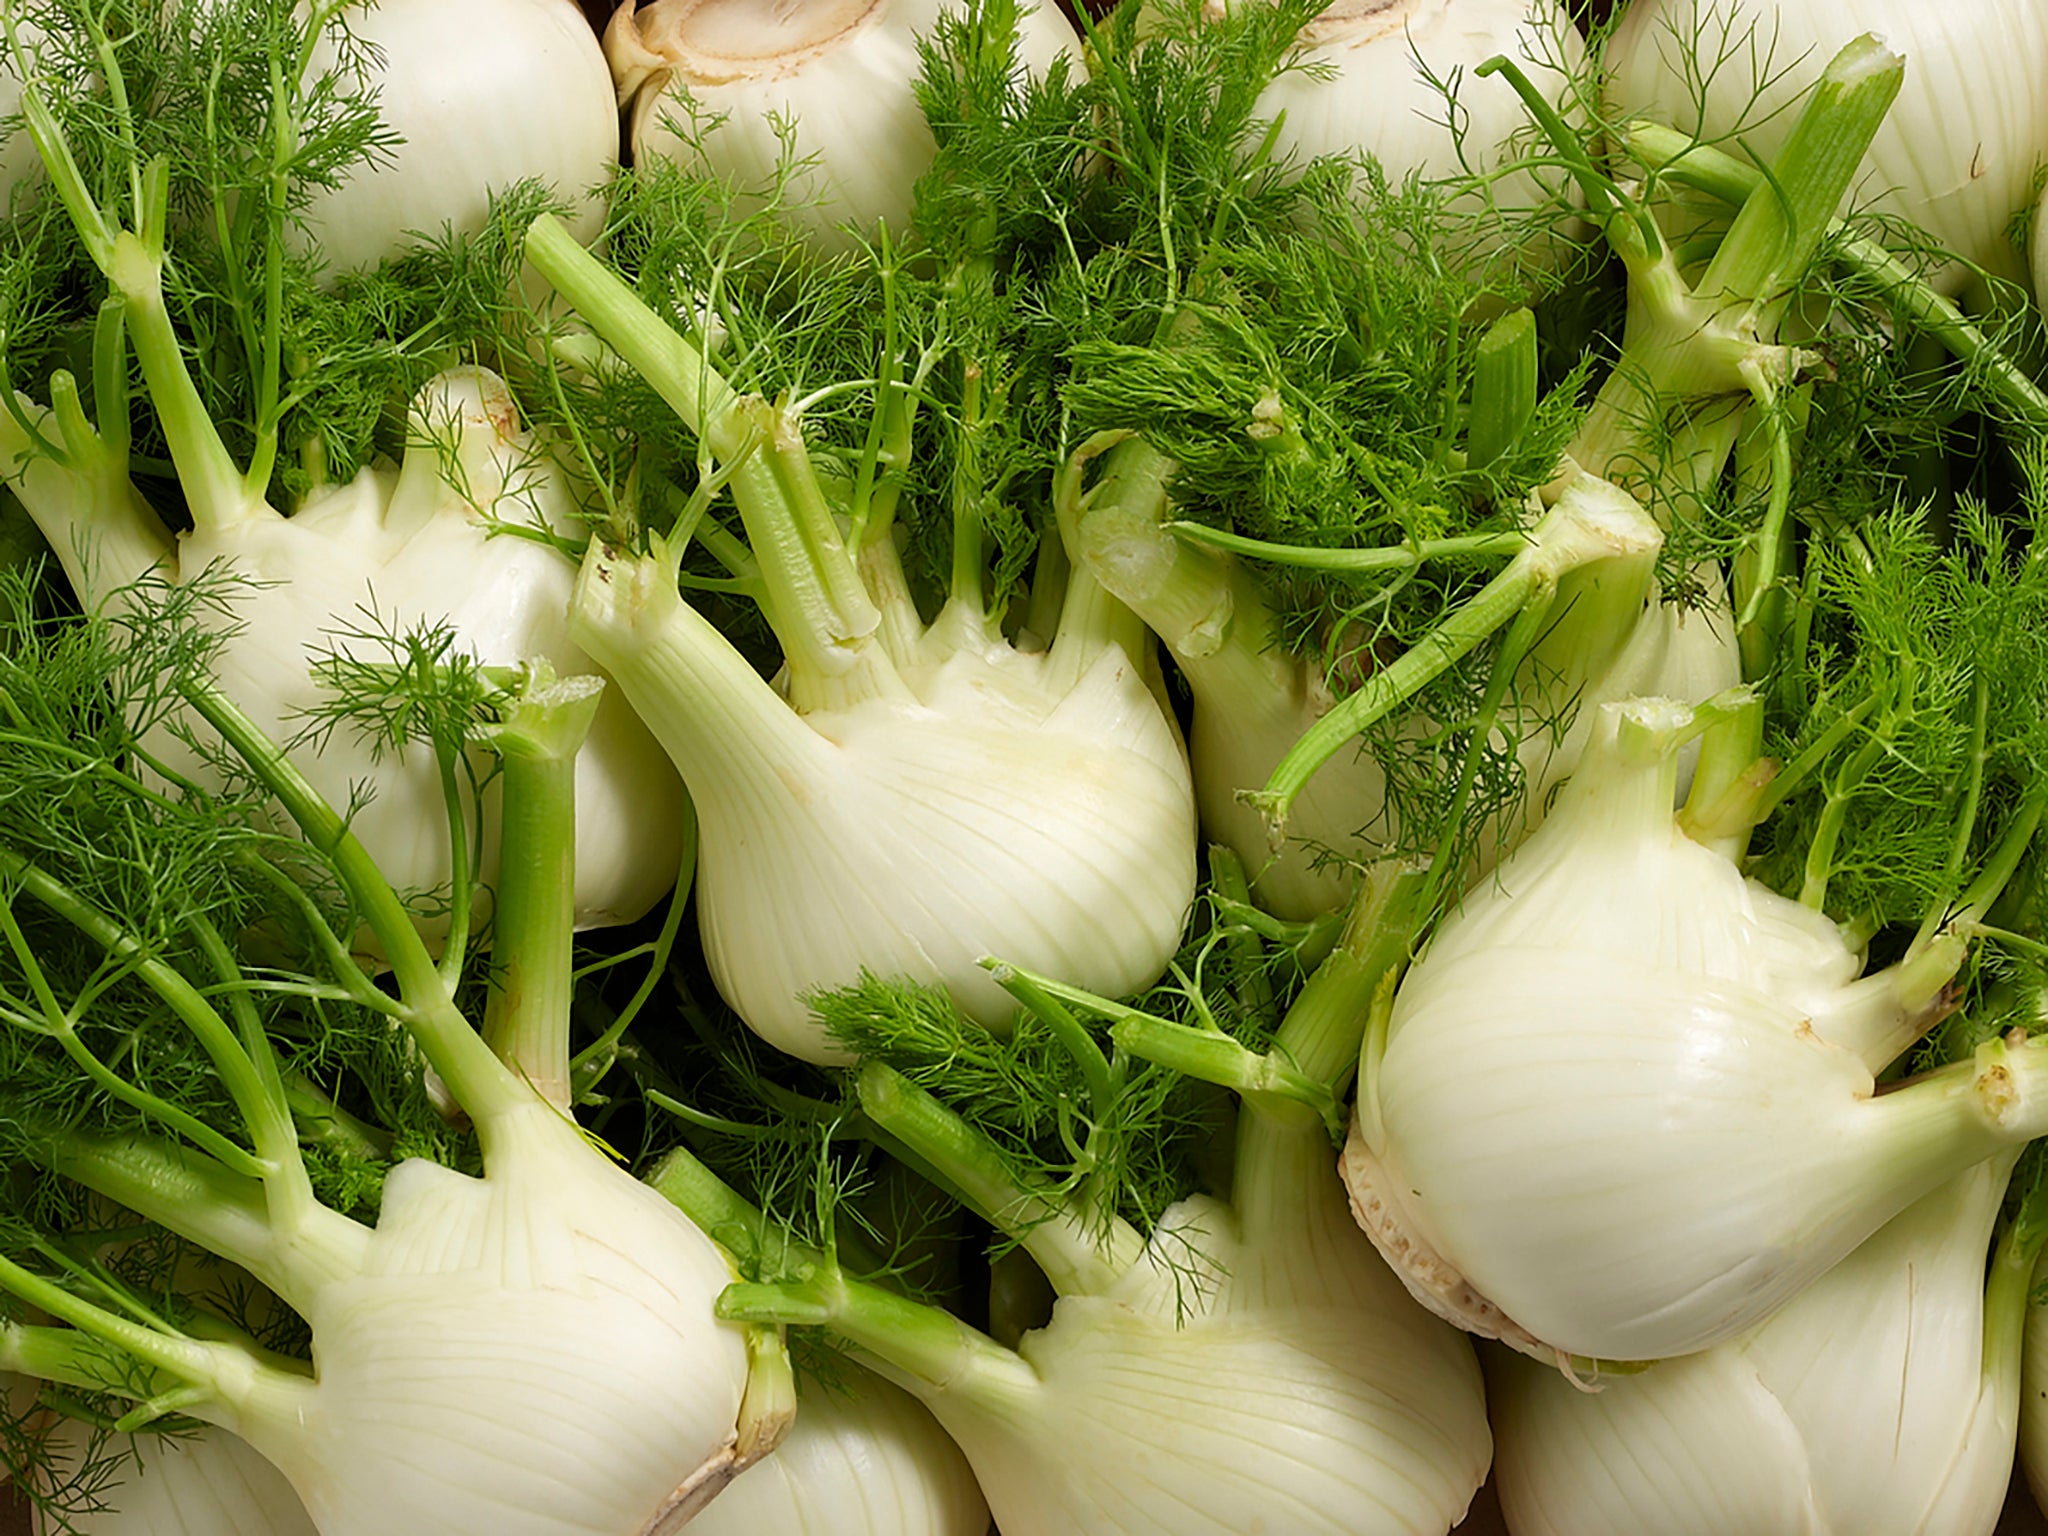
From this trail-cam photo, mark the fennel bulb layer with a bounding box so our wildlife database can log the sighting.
[609,0,1079,254]
[1490,1155,2026,1536]
[1344,697,2048,1364]
[690,1368,989,1536]
[572,544,1198,1064]
[1606,0,2048,292]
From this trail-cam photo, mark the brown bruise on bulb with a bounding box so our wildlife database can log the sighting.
[619,0,888,85]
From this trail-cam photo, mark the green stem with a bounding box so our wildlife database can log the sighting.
[105,225,262,533]
[525,216,751,460]
[569,805,697,1097]
[1107,1013,1337,1134]
[1254,485,1660,829]
[184,908,316,1223]
[46,1133,272,1280]
[46,1131,366,1309]
[1207,846,1274,1018]
[1733,366,1798,667]
[285,1073,392,1162]
[1271,865,1427,1091]
[479,673,602,1111]
[716,1272,1033,1406]
[734,402,891,699]
[1982,1210,2040,1398]
[0,1252,258,1408]
[1914,671,1993,953]
[1691,35,1903,322]
[1621,122,2048,432]
[0,856,270,1180]
[981,960,1117,1123]
[0,1324,171,1399]
[1165,523,1530,573]
[1564,39,1900,496]
[950,361,986,615]
[645,1145,815,1279]
[855,1063,1144,1297]
[524,216,887,698]
[1799,731,1893,911]
[182,684,530,1130]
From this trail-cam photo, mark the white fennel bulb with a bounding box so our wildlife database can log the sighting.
[1606,0,2048,292]
[691,1368,989,1536]
[712,1074,1492,1536]
[922,1191,1490,1536]
[1342,696,2048,1365]
[526,217,1198,1065]
[1491,1154,2029,1536]
[229,1107,748,1536]
[706,908,1496,1536]
[23,1417,317,1536]
[608,0,1080,254]
[0,656,763,1536]
[2,365,684,941]
[573,545,1197,1062]
[302,0,618,275]
[1251,0,1588,281]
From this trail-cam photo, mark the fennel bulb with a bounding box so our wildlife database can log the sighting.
[158,0,617,276]
[914,1190,1490,1536]
[237,1107,750,1536]
[1251,0,1587,283]
[0,650,763,1536]
[297,0,618,276]
[711,1106,1494,1536]
[573,535,1196,1063]
[1343,696,2048,1365]
[608,0,1079,254]
[1490,1155,2032,1536]
[1,364,685,941]
[1605,0,2048,293]
[696,878,1494,1536]
[690,1368,990,1536]
[528,216,1198,1065]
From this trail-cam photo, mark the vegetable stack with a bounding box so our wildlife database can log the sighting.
[8,1,2048,1534]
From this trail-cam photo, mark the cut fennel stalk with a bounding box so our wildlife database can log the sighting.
[659,870,1491,1536]
[524,213,1198,1066]
[0,638,764,1536]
